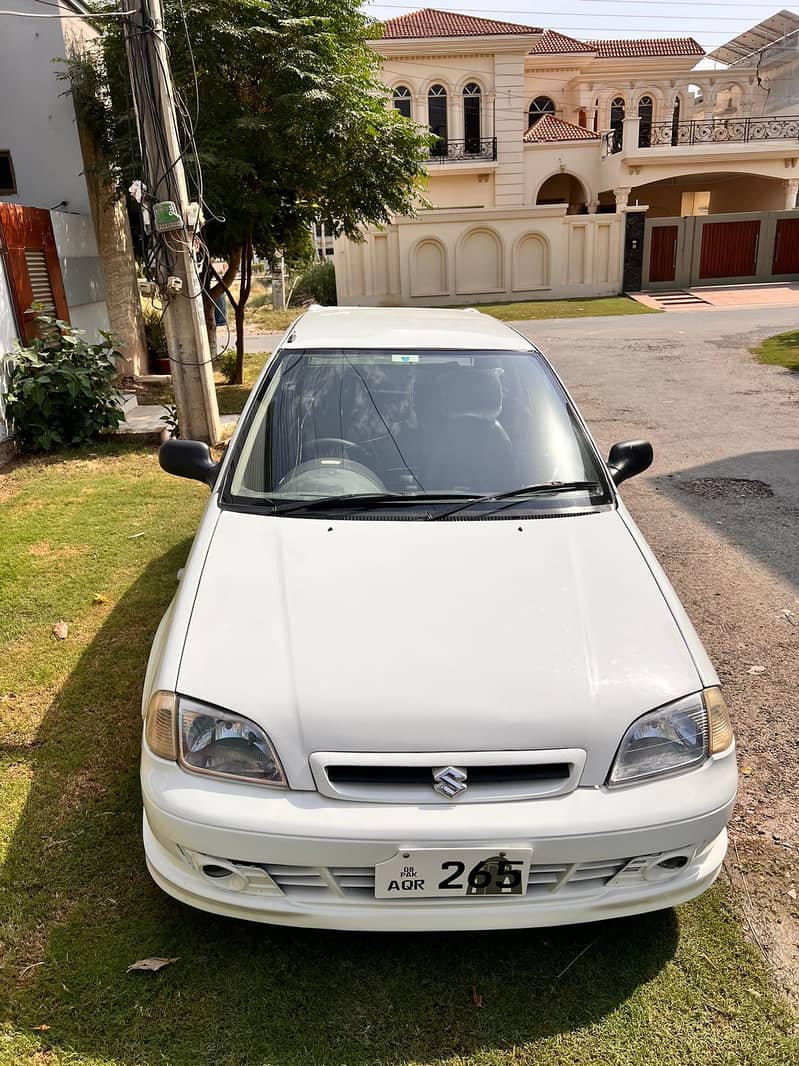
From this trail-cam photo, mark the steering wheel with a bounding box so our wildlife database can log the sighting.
[312,437,368,458]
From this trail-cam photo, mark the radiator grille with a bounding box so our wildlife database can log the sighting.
[203,856,634,902]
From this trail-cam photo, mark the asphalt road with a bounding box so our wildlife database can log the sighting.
[519,306,799,1000]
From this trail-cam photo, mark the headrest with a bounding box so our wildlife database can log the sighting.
[438,368,503,420]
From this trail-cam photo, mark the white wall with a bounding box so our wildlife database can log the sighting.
[0,256,17,441]
[336,207,623,306]
[50,209,111,343]
[0,3,92,214]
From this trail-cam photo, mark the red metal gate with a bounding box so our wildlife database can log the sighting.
[772,217,799,275]
[649,226,678,283]
[698,220,760,280]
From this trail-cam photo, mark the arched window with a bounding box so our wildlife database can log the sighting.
[671,96,681,145]
[528,95,555,128]
[638,95,653,147]
[428,84,448,157]
[610,96,625,148]
[393,85,412,120]
[463,82,482,154]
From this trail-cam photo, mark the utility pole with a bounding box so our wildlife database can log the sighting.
[122,0,220,444]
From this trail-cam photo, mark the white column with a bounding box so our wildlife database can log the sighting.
[784,178,799,210]
[614,187,631,211]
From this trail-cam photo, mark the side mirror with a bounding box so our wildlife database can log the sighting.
[159,439,220,487]
[607,440,653,486]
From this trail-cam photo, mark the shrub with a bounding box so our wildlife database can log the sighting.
[4,311,124,452]
[292,260,337,306]
[142,305,168,367]
[218,349,238,385]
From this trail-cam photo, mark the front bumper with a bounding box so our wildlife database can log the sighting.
[142,748,736,931]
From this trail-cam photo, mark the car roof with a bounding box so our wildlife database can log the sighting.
[283,306,535,352]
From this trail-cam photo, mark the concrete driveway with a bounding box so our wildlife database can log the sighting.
[518,306,799,1000]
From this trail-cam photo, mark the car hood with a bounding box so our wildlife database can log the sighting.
[177,508,701,787]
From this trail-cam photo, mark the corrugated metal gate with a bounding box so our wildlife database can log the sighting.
[641,210,799,290]
[697,220,760,280]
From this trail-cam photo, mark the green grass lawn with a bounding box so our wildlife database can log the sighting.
[751,329,799,371]
[1,443,796,1066]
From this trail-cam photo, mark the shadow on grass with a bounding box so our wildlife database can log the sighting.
[1,545,678,1066]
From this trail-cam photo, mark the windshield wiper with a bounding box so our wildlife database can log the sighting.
[432,481,605,520]
[273,492,476,516]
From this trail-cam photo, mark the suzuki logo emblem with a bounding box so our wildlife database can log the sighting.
[432,765,468,798]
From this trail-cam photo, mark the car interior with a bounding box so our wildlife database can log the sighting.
[231,350,596,499]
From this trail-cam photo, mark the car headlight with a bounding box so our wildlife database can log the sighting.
[608,686,734,787]
[144,691,286,788]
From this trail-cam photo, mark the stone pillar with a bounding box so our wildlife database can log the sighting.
[614,187,631,211]
[271,254,286,309]
[784,178,799,210]
[622,114,642,151]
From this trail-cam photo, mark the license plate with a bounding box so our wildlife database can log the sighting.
[374,848,532,900]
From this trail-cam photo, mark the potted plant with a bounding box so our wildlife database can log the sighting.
[143,306,171,376]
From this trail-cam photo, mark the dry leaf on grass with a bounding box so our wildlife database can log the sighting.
[470,985,484,1008]
[92,594,109,605]
[51,621,68,640]
[127,956,178,973]
[31,1024,51,1031]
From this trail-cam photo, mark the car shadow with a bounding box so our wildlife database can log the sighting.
[1,545,679,1065]
[654,450,799,594]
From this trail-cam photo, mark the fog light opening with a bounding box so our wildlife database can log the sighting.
[643,849,695,883]
[657,855,688,871]
[197,859,250,892]
[202,863,234,879]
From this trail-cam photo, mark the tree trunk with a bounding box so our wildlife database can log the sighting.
[76,123,148,378]
[233,235,253,386]
[203,291,217,360]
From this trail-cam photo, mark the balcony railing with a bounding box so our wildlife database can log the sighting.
[427,137,497,163]
[608,116,799,153]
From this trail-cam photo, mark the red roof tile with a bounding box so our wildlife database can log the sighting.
[523,115,600,143]
[586,37,705,58]
[529,29,594,55]
[379,8,543,40]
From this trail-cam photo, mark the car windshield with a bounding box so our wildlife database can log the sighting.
[225,348,610,512]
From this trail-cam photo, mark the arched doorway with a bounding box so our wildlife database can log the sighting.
[463,83,482,155]
[536,173,588,213]
[428,85,448,157]
[610,96,625,148]
[638,96,653,148]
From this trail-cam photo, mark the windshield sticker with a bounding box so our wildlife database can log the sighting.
[392,353,420,364]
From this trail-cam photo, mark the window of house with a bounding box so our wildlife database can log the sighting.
[428,85,448,156]
[393,86,412,120]
[610,97,625,147]
[638,96,654,147]
[528,96,555,128]
[463,83,482,154]
[0,152,16,195]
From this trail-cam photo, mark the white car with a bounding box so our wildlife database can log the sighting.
[142,306,736,931]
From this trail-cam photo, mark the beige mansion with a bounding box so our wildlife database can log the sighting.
[334,8,799,304]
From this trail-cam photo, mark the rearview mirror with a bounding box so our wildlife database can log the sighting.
[159,439,220,487]
[607,440,653,486]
